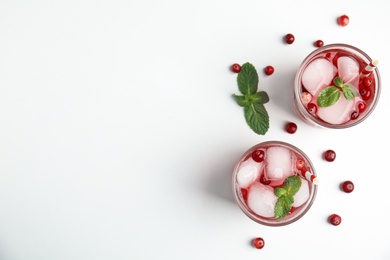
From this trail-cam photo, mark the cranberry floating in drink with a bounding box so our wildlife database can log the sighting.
[294,44,381,128]
[233,141,318,226]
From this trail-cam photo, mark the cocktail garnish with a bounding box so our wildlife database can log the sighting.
[317,76,357,107]
[274,175,302,219]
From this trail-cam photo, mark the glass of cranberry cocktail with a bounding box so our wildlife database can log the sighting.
[232,141,318,226]
[294,43,381,129]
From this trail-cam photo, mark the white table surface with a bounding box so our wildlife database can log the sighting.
[1,0,389,259]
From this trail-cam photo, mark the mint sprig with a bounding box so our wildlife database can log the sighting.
[274,175,302,219]
[317,76,357,107]
[233,62,270,135]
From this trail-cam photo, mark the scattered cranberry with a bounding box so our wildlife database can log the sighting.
[289,206,296,214]
[357,101,367,113]
[341,180,354,193]
[231,63,241,73]
[285,33,295,44]
[285,122,298,134]
[307,103,317,114]
[264,65,274,75]
[252,237,265,249]
[260,174,271,185]
[337,14,350,27]
[350,111,359,120]
[252,149,265,163]
[328,214,342,226]
[324,149,336,162]
[363,77,373,87]
[295,158,305,170]
[314,40,324,48]
[360,88,372,100]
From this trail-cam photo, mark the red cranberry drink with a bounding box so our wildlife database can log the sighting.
[294,44,381,128]
[233,141,318,226]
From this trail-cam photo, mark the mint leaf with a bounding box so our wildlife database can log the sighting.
[274,194,294,219]
[274,187,287,197]
[249,91,270,104]
[283,175,302,196]
[244,102,269,135]
[273,176,302,219]
[341,86,355,100]
[233,62,269,135]
[317,86,341,107]
[237,62,258,95]
[233,94,249,107]
[333,77,343,87]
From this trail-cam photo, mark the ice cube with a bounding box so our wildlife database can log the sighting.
[236,158,263,188]
[337,56,359,86]
[292,177,309,207]
[316,94,355,124]
[302,58,337,96]
[247,182,278,218]
[265,146,292,182]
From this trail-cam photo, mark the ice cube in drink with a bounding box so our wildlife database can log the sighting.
[232,141,318,226]
[294,44,381,128]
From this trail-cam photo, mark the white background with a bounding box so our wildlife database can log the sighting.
[1,0,389,259]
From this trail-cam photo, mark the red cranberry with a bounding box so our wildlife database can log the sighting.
[314,40,324,48]
[295,158,305,170]
[264,65,274,75]
[324,150,336,162]
[363,77,373,87]
[260,174,271,185]
[341,180,354,193]
[307,103,317,114]
[357,101,367,113]
[360,88,372,100]
[241,188,248,202]
[337,15,349,26]
[350,111,359,120]
[252,237,265,249]
[252,150,265,163]
[285,122,298,134]
[329,214,342,226]
[285,33,295,44]
[231,63,241,73]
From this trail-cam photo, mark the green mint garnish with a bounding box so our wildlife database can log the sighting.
[233,62,270,135]
[317,76,357,107]
[274,175,302,219]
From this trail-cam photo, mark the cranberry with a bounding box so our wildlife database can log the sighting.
[295,158,305,170]
[252,237,265,249]
[337,15,349,26]
[252,150,265,163]
[363,77,373,87]
[314,40,324,48]
[285,122,297,134]
[289,206,296,214]
[285,33,295,44]
[324,149,336,162]
[329,214,342,226]
[350,111,359,120]
[264,65,274,75]
[332,54,340,66]
[231,63,241,73]
[307,102,317,114]
[357,101,367,113]
[260,174,271,185]
[341,180,354,193]
[360,88,372,100]
[241,188,248,202]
